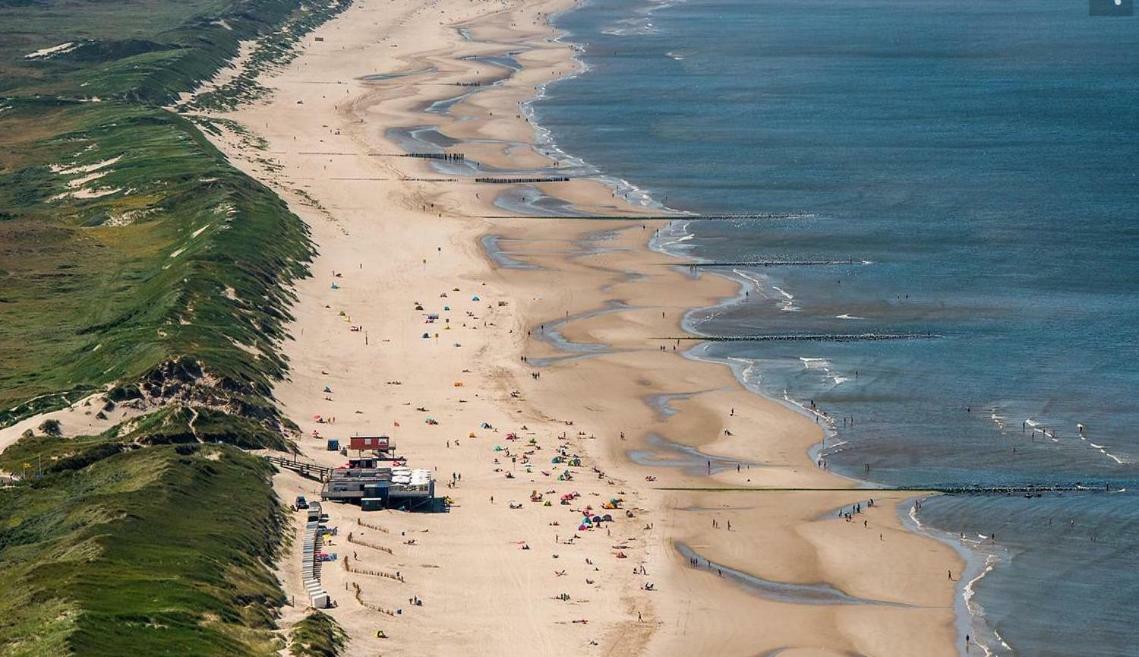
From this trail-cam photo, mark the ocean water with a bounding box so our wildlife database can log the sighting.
[532,1,1139,655]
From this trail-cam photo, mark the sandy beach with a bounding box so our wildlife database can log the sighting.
[192,0,965,655]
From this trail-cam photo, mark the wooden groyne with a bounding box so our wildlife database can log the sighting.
[928,483,1122,495]
[404,152,465,161]
[656,483,1124,495]
[476,212,811,221]
[661,332,941,343]
[682,258,864,268]
[475,176,571,184]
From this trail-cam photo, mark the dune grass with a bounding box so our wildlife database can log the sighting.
[0,98,313,425]
[0,0,352,655]
[288,612,348,657]
[0,442,287,657]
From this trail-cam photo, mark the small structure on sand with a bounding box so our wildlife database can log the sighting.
[321,461,444,513]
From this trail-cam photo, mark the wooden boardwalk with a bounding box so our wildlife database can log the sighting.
[264,455,332,481]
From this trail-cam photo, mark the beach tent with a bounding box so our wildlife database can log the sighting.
[472,295,480,301]
[422,332,431,339]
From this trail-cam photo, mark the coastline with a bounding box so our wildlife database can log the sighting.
[195,1,965,656]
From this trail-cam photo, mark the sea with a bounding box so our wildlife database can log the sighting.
[528,1,1139,655]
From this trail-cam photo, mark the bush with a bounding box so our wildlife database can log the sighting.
[38,419,62,437]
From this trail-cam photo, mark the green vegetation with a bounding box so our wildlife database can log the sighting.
[288,612,347,657]
[185,0,353,112]
[0,100,313,426]
[0,0,355,425]
[0,443,286,657]
[0,0,351,655]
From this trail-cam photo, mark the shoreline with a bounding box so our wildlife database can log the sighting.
[195,0,966,655]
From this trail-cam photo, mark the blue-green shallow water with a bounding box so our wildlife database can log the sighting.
[533,0,1139,654]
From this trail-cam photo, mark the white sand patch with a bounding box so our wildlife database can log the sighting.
[67,170,109,189]
[73,187,121,199]
[230,338,263,358]
[104,209,154,227]
[170,247,186,259]
[178,39,258,104]
[24,42,79,60]
[0,390,143,455]
[191,224,210,238]
[223,286,239,301]
[49,156,125,200]
[54,155,122,176]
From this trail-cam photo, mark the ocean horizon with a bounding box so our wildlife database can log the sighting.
[534,0,1139,655]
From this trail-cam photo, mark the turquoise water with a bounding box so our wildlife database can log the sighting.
[533,0,1139,654]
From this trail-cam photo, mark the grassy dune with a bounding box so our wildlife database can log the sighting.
[0,443,285,657]
[0,1,350,655]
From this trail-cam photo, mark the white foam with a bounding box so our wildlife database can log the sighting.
[835,313,864,320]
[962,554,1000,657]
[771,285,800,311]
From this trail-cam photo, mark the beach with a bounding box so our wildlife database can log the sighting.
[195,0,964,655]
